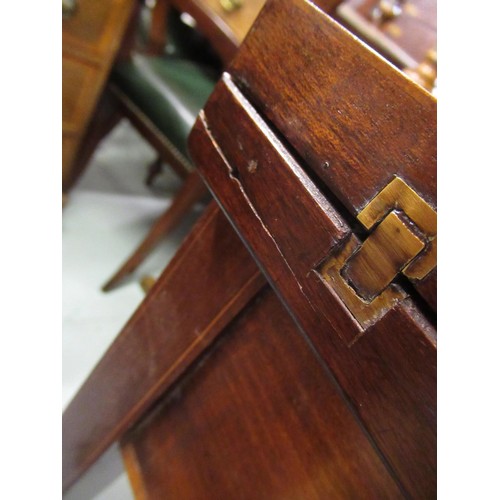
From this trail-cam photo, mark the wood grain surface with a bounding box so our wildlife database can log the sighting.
[122,288,404,499]
[188,1,436,495]
[64,1,437,497]
[190,77,436,500]
[230,0,436,214]
[62,203,266,492]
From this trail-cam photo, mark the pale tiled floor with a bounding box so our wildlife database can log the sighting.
[63,120,203,499]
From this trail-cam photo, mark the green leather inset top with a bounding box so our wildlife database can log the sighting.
[112,54,216,159]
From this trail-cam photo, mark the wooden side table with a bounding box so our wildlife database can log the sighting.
[62,0,136,191]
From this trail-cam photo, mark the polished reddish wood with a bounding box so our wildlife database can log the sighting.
[225,0,436,309]
[62,203,266,492]
[188,0,436,495]
[413,266,437,312]
[64,0,436,497]
[121,288,403,498]
[190,85,436,497]
[229,0,436,214]
[336,0,436,69]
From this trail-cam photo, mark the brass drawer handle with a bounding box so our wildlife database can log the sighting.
[220,0,243,13]
[371,0,404,23]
